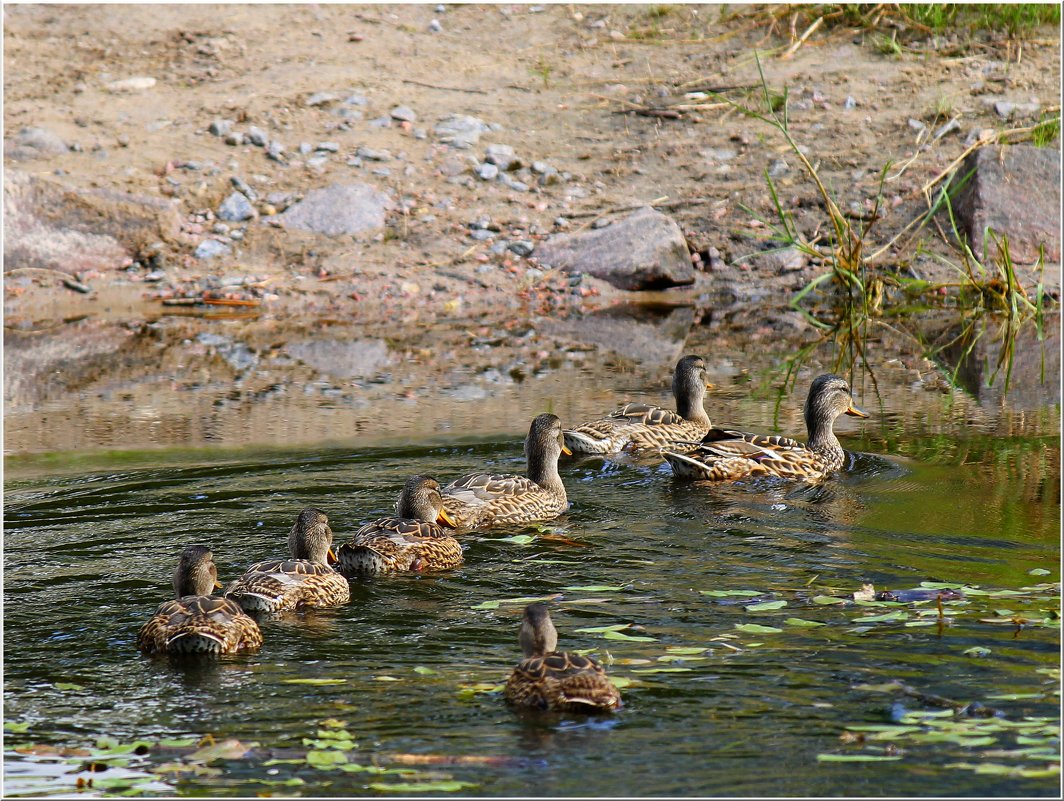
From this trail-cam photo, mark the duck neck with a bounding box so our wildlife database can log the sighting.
[805,410,842,460]
[674,376,709,425]
[527,449,565,496]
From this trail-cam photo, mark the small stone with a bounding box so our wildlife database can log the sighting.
[531,160,553,175]
[213,222,230,235]
[768,159,789,177]
[247,127,269,147]
[391,105,417,122]
[144,270,166,282]
[470,228,495,241]
[485,143,518,170]
[344,94,368,106]
[230,176,257,200]
[347,157,363,168]
[371,167,390,177]
[591,218,611,229]
[106,76,156,93]
[414,128,427,140]
[306,91,338,107]
[433,114,490,148]
[218,191,255,222]
[225,132,245,146]
[316,141,340,152]
[266,141,286,162]
[508,240,534,257]
[934,118,961,140]
[429,18,442,32]
[209,119,233,137]
[299,142,313,155]
[844,95,857,110]
[194,239,231,260]
[4,126,68,161]
[368,116,392,128]
[476,162,499,181]
[229,229,244,241]
[505,178,529,192]
[908,118,927,132]
[357,146,391,161]
[554,217,569,228]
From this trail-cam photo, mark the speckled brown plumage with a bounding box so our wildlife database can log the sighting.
[563,355,712,454]
[663,374,869,482]
[136,545,262,656]
[337,475,463,575]
[225,508,350,612]
[504,603,622,713]
[443,414,570,528]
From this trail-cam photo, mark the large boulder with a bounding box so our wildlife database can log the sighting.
[534,207,695,290]
[4,169,181,274]
[951,144,1060,264]
[274,183,392,237]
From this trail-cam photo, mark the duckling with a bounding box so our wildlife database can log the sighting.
[663,373,869,482]
[442,413,571,528]
[504,604,622,713]
[224,508,350,612]
[336,475,462,575]
[137,545,262,655]
[563,355,712,454]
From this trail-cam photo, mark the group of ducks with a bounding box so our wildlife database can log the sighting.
[137,356,869,713]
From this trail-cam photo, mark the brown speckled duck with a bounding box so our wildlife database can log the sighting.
[663,373,869,482]
[563,355,712,454]
[224,508,350,612]
[441,413,570,528]
[504,604,622,713]
[336,475,462,575]
[137,545,262,656]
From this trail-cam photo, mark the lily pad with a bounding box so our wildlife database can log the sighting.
[283,678,347,685]
[497,534,535,545]
[812,595,848,605]
[817,753,902,762]
[699,590,761,597]
[746,600,787,611]
[734,623,783,634]
[664,646,709,655]
[369,780,478,792]
[306,749,349,769]
[1028,568,1052,576]
[785,618,826,627]
[602,629,657,642]
[854,610,908,623]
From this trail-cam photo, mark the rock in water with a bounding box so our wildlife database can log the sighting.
[533,206,696,290]
[274,183,392,237]
[951,144,1061,265]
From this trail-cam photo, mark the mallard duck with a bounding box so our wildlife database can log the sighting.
[137,545,262,655]
[662,373,869,482]
[336,475,463,575]
[224,508,350,612]
[441,413,571,528]
[563,355,711,454]
[504,603,622,713]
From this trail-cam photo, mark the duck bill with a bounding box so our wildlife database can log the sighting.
[561,443,573,456]
[327,547,338,565]
[845,402,869,418]
[436,507,458,528]
[213,580,223,589]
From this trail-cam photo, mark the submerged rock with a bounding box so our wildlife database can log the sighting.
[533,206,695,290]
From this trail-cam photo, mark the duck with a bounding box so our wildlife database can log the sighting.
[562,355,712,454]
[335,475,463,575]
[504,603,622,713]
[137,545,263,655]
[662,373,869,482]
[224,508,350,612]
[441,413,571,528]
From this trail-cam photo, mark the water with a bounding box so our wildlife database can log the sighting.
[4,324,1061,797]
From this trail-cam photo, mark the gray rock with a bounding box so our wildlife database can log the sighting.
[344,94,368,106]
[504,178,529,192]
[701,147,737,163]
[508,240,535,257]
[230,176,257,200]
[225,132,245,146]
[534,206,695,290]
[429,18,442,32]
[347,157,363,168]
[591,218,611,229]
[433,114,490,148]
[198,332,258,372]
[247,127,269,147]
[844,95,857,110]
[746,246,808,273]
[994,99,1040,120]
[768,158,789,177]
[274,182,392,237]
[934,118,961,140]
[218,191,256,222]
[391,105,417,122]
[368,117,392,128]
[908,118,927,132]
[356,146,391,161]
[485,143,518,170]
[209,119,233,137]
[266,141,286,162]
[414,128,427,140]
[286,338,391,379]
[316,141,340,152]
[951,144,1060,264]
[144,270,166,282]
[299,142,313,155]
[194,238,231,260]
[306,92,339,107]
[371,167,390,177]
[213,223,230,235]
[476,162,499,181]
[5,126,68,161]
[470,229,495,241]
[531,160,553,175]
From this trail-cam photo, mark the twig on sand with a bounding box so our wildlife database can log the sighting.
[566,196,718,219]
[401,79,488,95]
[780,15,823,59]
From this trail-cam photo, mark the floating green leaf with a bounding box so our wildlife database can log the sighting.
[1028,568,1052,576]
[919,581,967,590]
[664,646,708,655]
[854,611,908,623]
[305,749,349,769]
[497,534,535,545]
[963,646,992,657]
[4,722,30,733]
[699,590,761,597]
[817,754,902,762]
[986,692,1046,701]
[656,654,707,663]
[413,666,437,676]
[631,667,693,674]
[734,623,783,634]
[282,678,347,685]
[53,682,84,692]
[785,618,826,627]
[563,585,623,592]
[812,595,848,605]
[746,600,787,611]
[369,780,478,793]
[471,594,559,610]
[575,624,631,633]
[602,629,657,642]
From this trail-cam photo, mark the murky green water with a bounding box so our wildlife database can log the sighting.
[4,359,1061,797]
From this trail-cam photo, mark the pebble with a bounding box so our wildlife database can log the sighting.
[429,19,442,32]
[368,116,392,128]
[316,141,340,152]
[908,118,927,132]
[476,162,499,180]
[508,240,534,257]
[247,127,269,147]
[436,4,445,12]
[357,146,391,161]
[344,94,368,106]
[433,114,490,148]
[470,229,495,241]
[391,105,417,122]
[229,230,244,241]
[591,218,611,229]
[347,157,363,168]
[266,141,286,162]
[225,132,245,146]
[371,168,391,177]
[844,95,857,110]
[414,128,427,140]
[106,76,156,93]
[306,92,338,107]
[230,176,256,200]
[504,178,529,192]
[538,169,562,187]
[144,270,166,282]
[194,239,231,260]
[213,222,230,234]
[485,143,517,170]
[209,119,233,137]
[554,217,569,228]
[768,158,789,177]
[299,142,313,155]
[934,118,961,139]
[531,160,553,175]
[307,156,328,169]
